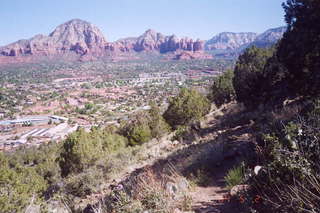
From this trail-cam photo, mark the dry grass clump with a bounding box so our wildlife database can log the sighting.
[92,166,192,213]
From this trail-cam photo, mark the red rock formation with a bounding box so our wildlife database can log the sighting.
[193,39,205,51]
[133,29,206,53]
[133,29,165,52]
[0,20,208,63]
[105,37,137,52]
[0,19,107,57]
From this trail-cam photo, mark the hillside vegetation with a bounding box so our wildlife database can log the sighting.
[1,0,320,212]
[208,1,320,212]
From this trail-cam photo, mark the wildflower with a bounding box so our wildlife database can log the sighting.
[298,129,303,136]
[254,165,262,175]
[291,140,298,149]
[285,134,291,141]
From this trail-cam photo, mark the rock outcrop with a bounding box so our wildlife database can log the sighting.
[0,19,107,57]
[104,31,206,55]
[134,29,165,52]
[0,22,206,60]
[105,37,137,52]
[134,29,205,53]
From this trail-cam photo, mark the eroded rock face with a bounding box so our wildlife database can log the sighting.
[134,29,165,51]
[134,29,206,53]
[193,39,205,51]
[0,19,107,56]
[105,37,137,52]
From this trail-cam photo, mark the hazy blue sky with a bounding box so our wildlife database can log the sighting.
[0,0,285,46]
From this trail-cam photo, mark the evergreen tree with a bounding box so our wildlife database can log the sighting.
[163,88,210,128]
[209,69,235,107]
[233,46,274,108]
[277,0,320,97]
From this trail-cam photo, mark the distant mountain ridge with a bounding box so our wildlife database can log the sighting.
[0,19,286,63]
[205,32,258,50]
[248,26,287,48]
[205,26,286,51]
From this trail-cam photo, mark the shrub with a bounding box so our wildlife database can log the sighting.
[248,100,320,212]
[163,88,210,128]
[172,125,189,142]
[65,169,104,197]
[0,160,47,212]
[209,69,235,107]
[120,107,170,145]
[59,128,127,176]
[127,123,152,146]
[103,191,143,213]
[119,112,152,146]
[148,102,171,139]
[101,133,128,152]
[140,188,171,212]
[59,128,104,176]
[33,146,61,184]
